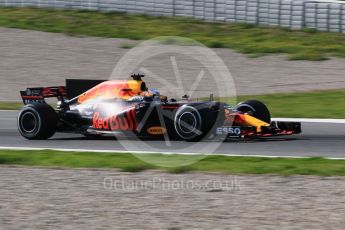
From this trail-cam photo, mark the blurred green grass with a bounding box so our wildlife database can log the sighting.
[0,102,23,110]
[0,149,345,176]
[2,89,345,118]
[1,7,345,60]
[236,89,345,118]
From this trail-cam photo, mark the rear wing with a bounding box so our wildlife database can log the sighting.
[20,79,106,105]
[20,86,67,105]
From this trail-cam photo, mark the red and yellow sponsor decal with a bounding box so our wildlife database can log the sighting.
[147,126,167,135]
[78,80,144,104]
[92,109,137,131]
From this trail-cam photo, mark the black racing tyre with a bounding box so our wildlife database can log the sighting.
[17,104,58,140]
[235,100,271,123]
[174,105,213,142]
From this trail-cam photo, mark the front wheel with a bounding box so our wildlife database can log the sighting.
[17,104,58,140]
[174,105,213,142]
[235,100,271,123]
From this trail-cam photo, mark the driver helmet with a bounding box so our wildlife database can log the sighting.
[148,88,160,96]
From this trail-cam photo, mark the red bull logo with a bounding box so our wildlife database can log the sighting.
[92,109,137,131]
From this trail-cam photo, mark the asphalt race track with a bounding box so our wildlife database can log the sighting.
[1,111,344,158]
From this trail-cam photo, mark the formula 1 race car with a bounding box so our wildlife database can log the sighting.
[17,73,301,141]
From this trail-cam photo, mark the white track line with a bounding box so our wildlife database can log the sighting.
[272,118,345,123]
[1,146,345,160]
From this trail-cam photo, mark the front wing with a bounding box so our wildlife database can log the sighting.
[214,121,301,138]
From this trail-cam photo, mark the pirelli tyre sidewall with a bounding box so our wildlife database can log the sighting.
[174,105,213,142]
[17,104,58,140]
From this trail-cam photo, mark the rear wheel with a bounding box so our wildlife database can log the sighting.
[17,104,57,140]
[236,100,271,123]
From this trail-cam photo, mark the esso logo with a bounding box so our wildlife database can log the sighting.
[216,127,241,135]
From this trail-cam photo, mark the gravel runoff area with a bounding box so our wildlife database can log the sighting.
[1,27,345,101]
[0,166,344,229]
